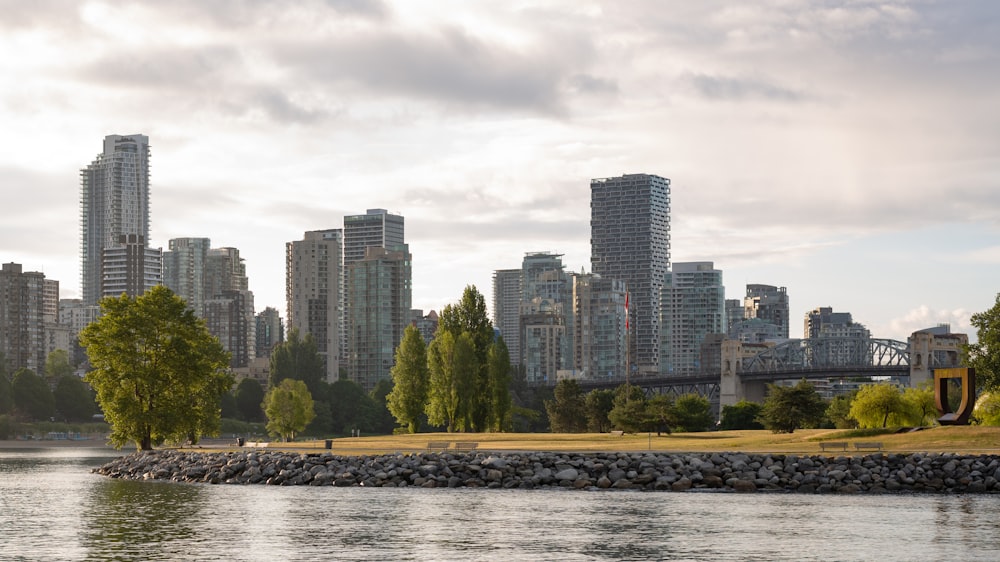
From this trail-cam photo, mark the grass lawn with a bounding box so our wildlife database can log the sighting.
[243,425,1000,456]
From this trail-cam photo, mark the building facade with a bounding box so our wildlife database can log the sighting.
[346,245,412,391]
[343,209,404,266]
[286,229,344,382]
[0,263,47,374]
[80,134,150,306]
[100,234,162,301]
[162,237,211,316]
[572,272,627,380]
[492,268,522,365]
[591,173,671,375]
[255,307,284,358]
[744,284,789,339]
[660,262,725,376]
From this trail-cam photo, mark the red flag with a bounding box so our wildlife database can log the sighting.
[625,292,629,330]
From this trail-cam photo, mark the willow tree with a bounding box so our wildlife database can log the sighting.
[80,286,232,450]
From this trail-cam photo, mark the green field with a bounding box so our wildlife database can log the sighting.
[243,426,1000,456]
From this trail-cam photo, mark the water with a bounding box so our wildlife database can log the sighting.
[2,448,1000,561]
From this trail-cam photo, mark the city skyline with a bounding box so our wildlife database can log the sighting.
[2,2,998,342]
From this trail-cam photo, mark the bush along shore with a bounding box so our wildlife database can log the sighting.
[93,450,1000,493]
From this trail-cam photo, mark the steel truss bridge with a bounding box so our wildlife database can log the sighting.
[563,337,921,402]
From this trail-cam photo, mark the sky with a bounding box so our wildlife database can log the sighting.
[1,0,998,342]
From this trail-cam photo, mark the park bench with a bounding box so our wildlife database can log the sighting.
[610,430,625,437]
[427,441,451,452]
[819,441,848,452]
[854,442,883,452]
[454,442,479,452]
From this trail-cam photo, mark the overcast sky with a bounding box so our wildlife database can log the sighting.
[2,1,998,341]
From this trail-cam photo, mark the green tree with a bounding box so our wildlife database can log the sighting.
[12,369,55,421]
[436,285,494,431]
[974,392,1000,426]
[263,378,315,441]
[269,329,325,396]
[544,379,588,432]
[329,378,380,434]
[369,378,397,435]
[44,349,74,383]
[234,378,266,422]
[645,394,675,435]
[672,393,713,432]
[53,375,96,422]
[720,400,764,430]
[966,293,1000,391]
[80,286,233,450]
[758,380,826,433]
[849,383,906,428]
[387,325,430,433]
[486,337,513,432]
[825,393,858,429]
[0,368,13,415]
[901,383,937,426]
[608,384,649,433]
[584,389,615,432]
[426,331,477,432]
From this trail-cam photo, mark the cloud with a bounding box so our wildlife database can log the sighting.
[887,305,973,340]
[685,72,806,102]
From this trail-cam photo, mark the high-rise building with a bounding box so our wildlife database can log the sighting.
[492,268,522,364]
[255,307,284,358]
[0,263,46,374]
[660,262,725,376]
[591,173,671,375]
[803,307,871,366]
[343,209,404,266]
[286,229,343,382]
[80,134,150,306]
[346,245,412,391]
[162,237,211,315]
[572,272,627,379]
[518,252,573,379]
[724,299,744,334]
[205,290,252,369]
[744,284,789,339]
[100,234,162,301]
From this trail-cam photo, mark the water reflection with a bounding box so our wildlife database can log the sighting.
[5,449,1000,561]
[81,478,208,560]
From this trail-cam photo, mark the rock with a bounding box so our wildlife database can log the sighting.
[554,468,579,481]
[732,479,756,492]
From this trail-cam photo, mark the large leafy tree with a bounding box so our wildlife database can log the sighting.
[901,383,937,426]
[234,378,266,422]
[544,379,588,432]
[758,380,827,433]
[849,383,906,428]
[966,294,1000,391]
[584,389,615,432]
[269,329,325,396]
[720,400,765,430]
[0,369,12,415]
[44,350,74,383]
[672,393,714,432]
[263,378,315,441]
[329,378,380,434]
[387,325,430,433]
[12,369,55,421]
[53,375,96,422]
[80,286,233,450]
[608,384,649,433]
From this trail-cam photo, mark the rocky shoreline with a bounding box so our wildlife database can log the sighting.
[92,449,1000,493]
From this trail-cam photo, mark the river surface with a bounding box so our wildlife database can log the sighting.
[2,447,999,561]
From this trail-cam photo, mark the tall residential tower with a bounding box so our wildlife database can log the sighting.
[591,173,671,375]
[80,134,151,306]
